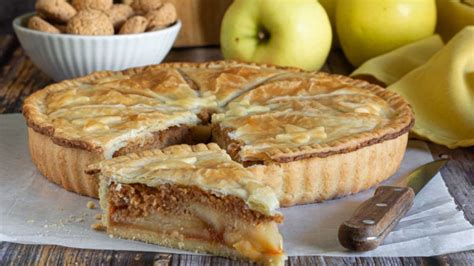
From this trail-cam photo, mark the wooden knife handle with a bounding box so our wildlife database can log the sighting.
[338,186,415,251]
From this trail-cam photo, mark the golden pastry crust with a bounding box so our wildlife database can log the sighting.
[179,62,294,106]
[213,72,414,163]
[23,65,209,156]
[23,61,293,154]
[24,61,414,205]
[212,114,413,164]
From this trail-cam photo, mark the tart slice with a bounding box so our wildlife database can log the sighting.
[88,143,285,265]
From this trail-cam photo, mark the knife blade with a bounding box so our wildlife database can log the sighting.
[338,159,448,252]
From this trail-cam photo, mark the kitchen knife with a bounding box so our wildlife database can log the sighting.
[338,159,448,251]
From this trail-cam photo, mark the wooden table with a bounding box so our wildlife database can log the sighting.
[0,34,472,265]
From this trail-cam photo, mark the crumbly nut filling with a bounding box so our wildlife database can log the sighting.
[113,125,193,157]
[108,183,282,225]
[212,124,261,166]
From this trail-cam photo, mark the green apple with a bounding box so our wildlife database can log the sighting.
[336,0,437,66]
[220,0,332,71]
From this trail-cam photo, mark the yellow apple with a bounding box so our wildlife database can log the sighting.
[336,0,437,67]
[319,0,336,25]
[319,0,340,47]
[220,0,332,71]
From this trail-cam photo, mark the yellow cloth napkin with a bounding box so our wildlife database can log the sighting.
[351,35,444,86]
[436,0,474,42]
[388,26,474,148]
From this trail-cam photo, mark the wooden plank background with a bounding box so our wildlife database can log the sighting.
[0,0,34,34]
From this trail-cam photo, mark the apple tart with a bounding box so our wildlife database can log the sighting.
[23,60,413,206]
[87,143,285,265]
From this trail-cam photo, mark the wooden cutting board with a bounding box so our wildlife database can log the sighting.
[168,0,233,47]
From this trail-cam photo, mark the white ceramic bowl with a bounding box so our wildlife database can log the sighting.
[13,13,181,81]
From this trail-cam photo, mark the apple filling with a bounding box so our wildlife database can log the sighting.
[105,183,285,265]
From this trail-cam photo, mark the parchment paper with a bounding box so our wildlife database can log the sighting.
[1,114,473,257]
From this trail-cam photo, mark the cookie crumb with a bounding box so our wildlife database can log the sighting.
[95,213,102,220]
[91,222,106,231]
[86,201,96,209]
